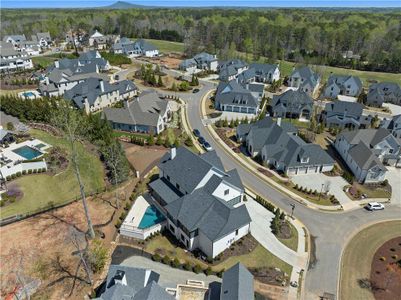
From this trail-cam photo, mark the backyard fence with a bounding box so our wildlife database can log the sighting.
[0,187,108,227]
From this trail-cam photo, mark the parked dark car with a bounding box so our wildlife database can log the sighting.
[203,141,213,151]
[192,88,200,93]
[193,129,201,137]
[198,137,206,145]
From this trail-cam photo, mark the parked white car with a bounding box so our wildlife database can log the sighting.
[365,202,385,211]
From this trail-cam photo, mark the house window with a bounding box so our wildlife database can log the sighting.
[167,175,170,181]
[235,229,239,236]
[389,149,393,154]
[169,225,175,233]
[176,183,180,190]
[224,189,229,196]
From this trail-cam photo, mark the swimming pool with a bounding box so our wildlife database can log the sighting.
[138,205,165,229]
[23,92,35,97]
[12,146,43,160]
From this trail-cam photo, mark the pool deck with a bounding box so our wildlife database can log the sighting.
[0,139,51,167]
[124,195,150,228]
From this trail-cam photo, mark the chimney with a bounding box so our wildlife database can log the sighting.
[171,147,176,160]
[54,60,59,68]
[277,117,282,127]
[99,79,104,92]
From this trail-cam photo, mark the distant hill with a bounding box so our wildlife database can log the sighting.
[105,1,150,9]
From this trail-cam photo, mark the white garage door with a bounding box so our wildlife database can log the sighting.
[298,167,308,174]
[288,168,297,175]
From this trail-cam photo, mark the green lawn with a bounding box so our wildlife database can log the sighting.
[0,129,105,219]
[277,221,299,252]
[144,39,185,53]
[278,60,401,87]
[31,56,57,68]
[145,235,292,276]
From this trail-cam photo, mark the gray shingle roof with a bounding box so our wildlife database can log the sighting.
[326,74,362,93]
[340,128,392,147]
[132,281,175,300]
[215,80,259,109]
[148,177,182,204]
[221,263,254,300]
[165,187,251,241]
[324,101,363,117]
[103,91,166,128]
[290,66,320,87]
[272,89,313,114]
[64,77,118,109]
[135,39,157,52]
[348,142,387,171]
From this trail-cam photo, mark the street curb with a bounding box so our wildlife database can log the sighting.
[336,219,401,300]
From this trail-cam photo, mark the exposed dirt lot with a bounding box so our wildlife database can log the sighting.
[122,143,168,176]
[0,179,137,300]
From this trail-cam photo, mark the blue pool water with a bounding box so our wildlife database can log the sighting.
[138,205,165,229]
[23,92,35,97]
[12,146,43,160]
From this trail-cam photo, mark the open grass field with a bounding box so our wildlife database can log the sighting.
[141,39,400,85]
[278,60,401,87]
[0,129,105,219]
[339,220,401,300]
[144,39,185,54]
[145,235,292,276]
[31,56,58,68]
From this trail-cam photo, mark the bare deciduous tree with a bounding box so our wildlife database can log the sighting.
[51,102,95,238]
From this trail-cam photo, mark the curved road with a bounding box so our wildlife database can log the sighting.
[167,80,401,299]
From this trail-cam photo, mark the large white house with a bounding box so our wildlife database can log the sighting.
[0,42,33,72]
[149,147,251,259]
[334,128,401,183]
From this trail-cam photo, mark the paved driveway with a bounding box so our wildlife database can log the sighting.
[245,199,307,271]
[290,173,358,210]
[386,167,401,206]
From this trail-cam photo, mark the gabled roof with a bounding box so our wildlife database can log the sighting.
[3,35,26,43]
[132,281,175,300]
[272,89,313,111]
[103,90,166,128]
[348,142,387,171]
[36,32,51,42]
[221,263,254,300]
[249,63,279,75]
[327,74,362,91]
[134,39,158,52]
[324,101,363,117]
[164,187,251,241]
[64,77,119,108]
[340,128,393,147]
[290,66,320,87]
[215,80,259,108]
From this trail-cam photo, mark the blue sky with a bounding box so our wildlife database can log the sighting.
[1,0,400,8]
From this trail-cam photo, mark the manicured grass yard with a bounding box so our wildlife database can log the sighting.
[32,56,58,68]
[144,39,185,54]
[0,129,105,219]
[277,221,299,252]
[144,235,292,276]
[340,221,401,300]
[278,60,401,87]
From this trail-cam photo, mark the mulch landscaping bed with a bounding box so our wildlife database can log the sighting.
[370,236,401,300]
[276,221,292,239]
[251,267,289,286]
[212,234,258,264]
[257,167,275,178]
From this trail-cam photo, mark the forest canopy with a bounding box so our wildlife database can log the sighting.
[1,8,401,72]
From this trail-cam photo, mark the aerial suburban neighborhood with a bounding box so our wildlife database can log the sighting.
[0,2,400,300]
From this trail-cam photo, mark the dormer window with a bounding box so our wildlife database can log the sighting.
[224,189,229,196]
[301,157,309,163]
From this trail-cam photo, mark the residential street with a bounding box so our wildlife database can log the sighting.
[179,79,401,299]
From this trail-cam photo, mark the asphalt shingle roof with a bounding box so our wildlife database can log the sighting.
[221,263,254,300]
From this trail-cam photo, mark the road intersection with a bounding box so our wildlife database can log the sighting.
[171,80,401,299]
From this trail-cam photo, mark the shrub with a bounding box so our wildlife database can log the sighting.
[193,264,202,274]
[115,220,122,228]
[294,184,298,189]
[392,254,398,260]
[171,258,181,268]
[87,239,108,273]
[216,269,225,278]
[41,168,46,172]
[6,176,11,181]
[379,256,386,261]
[124,202,131,211]
[152,253,161,262]
[22,170,26,175]
[162,255,171,265]
[183,262,192,271]
[33,169,37,174]
[204,266,213,276]
[0,200,5,207]
[28,169,32,174]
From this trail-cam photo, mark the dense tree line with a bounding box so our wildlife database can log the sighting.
[0,95,129,184]
[1,8,400,72]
